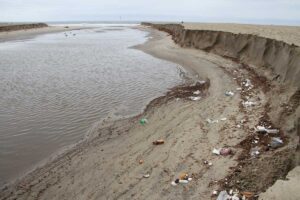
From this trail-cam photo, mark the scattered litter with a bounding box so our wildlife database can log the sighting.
[139,118,148,125]
[250,146,260,157]
[236,124,241,128]
[242,101,257,107]
[220,117,227,121]
[253,140,259,144]
[225,91,235,96]
[256,126,279,134]
[139,159,144,164]
[213,148,221,155]
[243,79,253,88]
[204,160,213,166]
[189,96,201,101]
[143,174,150,178]
[212,190,218,195]
[220,148,232,156]
[179,179,189,183]
[270,137,283,149]
[152,139,164,145]
[206,118,219,124]
[236,87,242,91]
[213,148,231,156]
[171,173,192,186]
[217,191,229,200]
[193,90,201,95]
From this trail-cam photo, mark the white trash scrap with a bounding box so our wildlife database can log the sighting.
[206,118,219,124]
[193,90,201,95]
[189,96,201,101]
[171,173,192,186]
[242,101,257,107]
[225,91,235,96]
[270,137,283,149]
[256,126,279,134]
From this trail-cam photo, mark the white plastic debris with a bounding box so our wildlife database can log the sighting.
[179,180,189,184]
[236,87,242,91]
[189,96,201,101]
[204,160,213,166]
[206,118,219,124]
[232,194,240,200]
[212,190,218,195]
[243,79,252,88]
[242,101,257,107]
[266,129,280,134]
[220,117,227,121]
[250,146,260,156]
[256,126,279,134]
[213,148,221,155]
[225,91,235,96]
[193,90,201,95]
[143,174,150,178]
[217,191,229,200]
[270,137,283,148]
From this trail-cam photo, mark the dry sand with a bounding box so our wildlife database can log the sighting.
[0,24,299,200]
[184,23,300,46]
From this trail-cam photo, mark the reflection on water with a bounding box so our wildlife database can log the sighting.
[0,26,183,185]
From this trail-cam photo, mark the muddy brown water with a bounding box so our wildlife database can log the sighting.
[0,26,184,185]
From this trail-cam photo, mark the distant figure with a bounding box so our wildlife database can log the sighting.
[181,21,184,24]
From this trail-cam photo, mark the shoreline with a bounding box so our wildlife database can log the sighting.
[0,24,91,43]
[1,24,299,199]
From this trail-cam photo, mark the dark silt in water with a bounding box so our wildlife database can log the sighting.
[0,26,184,185]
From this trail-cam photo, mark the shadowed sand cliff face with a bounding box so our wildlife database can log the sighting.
[143,23,300,88]
[143,23,300,142]
[143,22,300,198]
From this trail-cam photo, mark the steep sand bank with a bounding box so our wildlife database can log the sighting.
[143,23,300,199]
[0,24,299,200]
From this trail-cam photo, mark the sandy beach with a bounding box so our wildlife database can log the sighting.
[0,23,299,200]
[0,25,87,42]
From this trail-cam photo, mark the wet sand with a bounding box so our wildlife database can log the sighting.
[1,24,299,199]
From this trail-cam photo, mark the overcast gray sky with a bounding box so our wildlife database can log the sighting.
[0,0,299,25]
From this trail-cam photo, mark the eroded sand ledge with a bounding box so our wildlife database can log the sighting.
[0,24,299,199]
